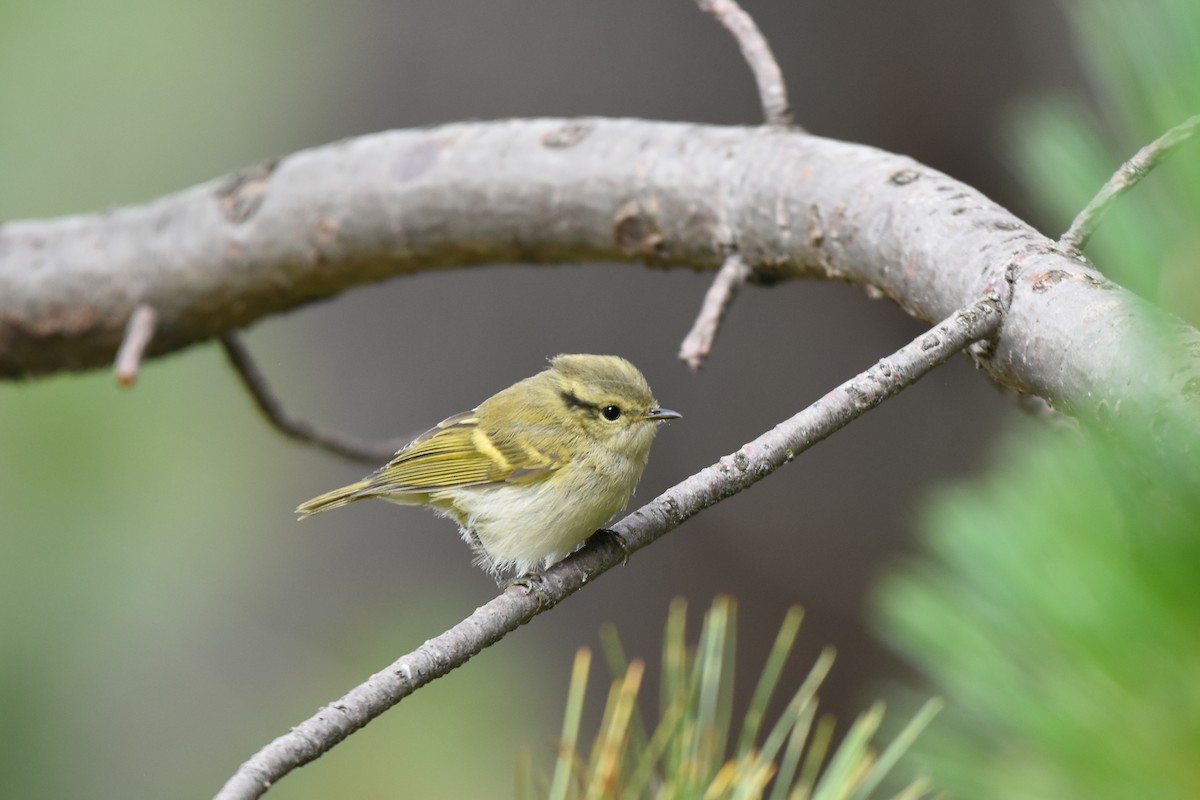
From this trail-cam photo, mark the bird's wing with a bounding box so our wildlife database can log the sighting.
[368,411,562,492]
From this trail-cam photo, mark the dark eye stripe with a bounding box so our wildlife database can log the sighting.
[560,391,599,413]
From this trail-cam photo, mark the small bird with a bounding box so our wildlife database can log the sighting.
[297,354,680,580]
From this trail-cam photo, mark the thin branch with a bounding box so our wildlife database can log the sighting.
[113,304,158,387]
[214,295,1002,800]
[1061,113,1200,250]
[696,0,793,126]
[679,252,752,369]
[218,333,404,464]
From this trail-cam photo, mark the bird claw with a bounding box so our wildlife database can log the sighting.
[506,571,551,610]
[597,528,630,566]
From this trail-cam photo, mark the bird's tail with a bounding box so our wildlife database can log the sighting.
[296,480,372,519]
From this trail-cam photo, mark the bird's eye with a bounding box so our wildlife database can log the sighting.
[601,405,622,421]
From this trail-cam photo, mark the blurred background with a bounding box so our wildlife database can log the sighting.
[4,1,1179,797]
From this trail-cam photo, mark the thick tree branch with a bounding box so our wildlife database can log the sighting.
[2,119,1198,444]
[214,296,1002,800]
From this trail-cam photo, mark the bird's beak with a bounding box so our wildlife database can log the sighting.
[642,407,682,421]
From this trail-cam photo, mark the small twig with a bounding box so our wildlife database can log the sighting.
[114,304,158,387]
[1061,113,1200,250]
[695,0,793,127]
[218,333,404,464]
[213,296,1002,800]
[679,253,752,369]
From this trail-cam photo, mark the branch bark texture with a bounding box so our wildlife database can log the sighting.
[215,297,1001,800]
[3,119,1198,442]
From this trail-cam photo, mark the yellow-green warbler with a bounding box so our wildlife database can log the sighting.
[297,354,680,580]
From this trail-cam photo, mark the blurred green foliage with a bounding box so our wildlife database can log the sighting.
[1008,0,1200,322]
[881,424,1200,798]
[879,1,1200,797]
[0,1,328,216]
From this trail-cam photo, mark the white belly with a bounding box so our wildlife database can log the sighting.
[445,460,643,577]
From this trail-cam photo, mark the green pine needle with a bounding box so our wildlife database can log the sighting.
[525,598,938,799]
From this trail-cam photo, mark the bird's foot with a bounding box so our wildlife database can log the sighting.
[506,571,551,610]
[596,527,630,566]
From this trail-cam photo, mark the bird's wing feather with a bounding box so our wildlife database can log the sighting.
[368,411,562,492]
